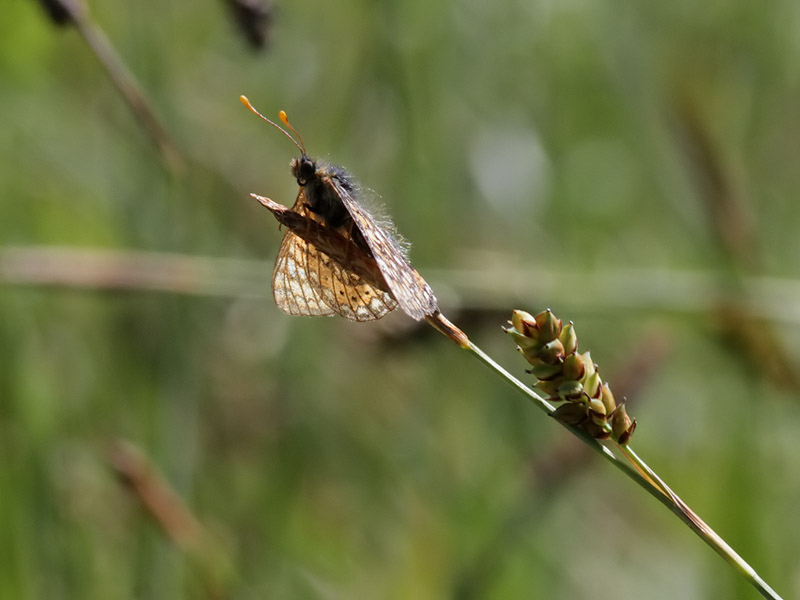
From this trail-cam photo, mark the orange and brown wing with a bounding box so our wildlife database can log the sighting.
[271,230,336,317]
[271,195,397,321]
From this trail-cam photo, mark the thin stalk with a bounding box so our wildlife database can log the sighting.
[431,320,783,600]
[623,446,782,600]
[48,0,185,172]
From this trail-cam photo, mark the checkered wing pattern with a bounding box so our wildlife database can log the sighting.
[271,196,398,321]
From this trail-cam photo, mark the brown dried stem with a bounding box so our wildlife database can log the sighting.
[39,0,185,172]
[109,441,234,599]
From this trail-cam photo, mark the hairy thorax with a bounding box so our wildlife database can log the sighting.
[290,156,368,252]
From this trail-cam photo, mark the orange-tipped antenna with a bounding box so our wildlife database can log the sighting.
[278,111,306,155]
[240,95,305,155]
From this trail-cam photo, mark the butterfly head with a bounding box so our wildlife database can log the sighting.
[290,155,317,187]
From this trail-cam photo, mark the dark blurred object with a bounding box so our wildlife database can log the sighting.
[36,0,83,26]
[225,0,274,50]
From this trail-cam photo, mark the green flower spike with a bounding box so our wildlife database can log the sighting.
[492,310,777,598]
[611,403,637,446]
[504,308,636,445]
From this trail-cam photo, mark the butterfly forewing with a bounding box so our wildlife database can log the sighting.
[329,178,438,321]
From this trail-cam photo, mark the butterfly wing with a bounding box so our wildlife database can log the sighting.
[272,229,336,317]
[329,178,438,321]
[271,192,397,321]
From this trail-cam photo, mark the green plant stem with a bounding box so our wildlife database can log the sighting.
[623,446,782,600]
[463,338,783,600]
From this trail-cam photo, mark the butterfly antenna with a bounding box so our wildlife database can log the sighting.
[240,95,305,155]
[277,111,306,155]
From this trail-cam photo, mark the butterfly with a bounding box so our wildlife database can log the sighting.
[241,96,439,322]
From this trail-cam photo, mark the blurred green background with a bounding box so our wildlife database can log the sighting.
[2,0,800,598]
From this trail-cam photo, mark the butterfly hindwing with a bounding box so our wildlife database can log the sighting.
[272,230,335,317]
